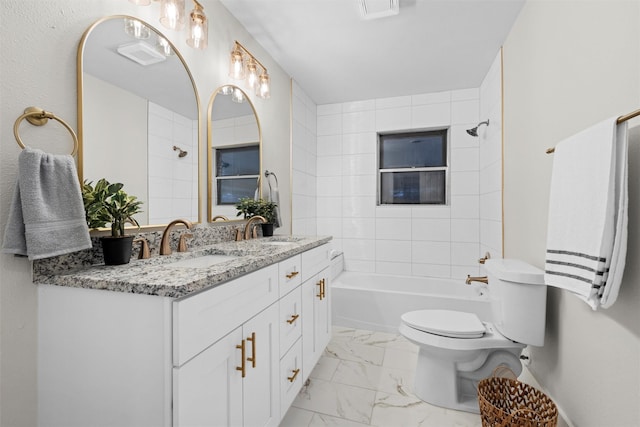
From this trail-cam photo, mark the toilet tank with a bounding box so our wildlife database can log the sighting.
[484,259,547,347]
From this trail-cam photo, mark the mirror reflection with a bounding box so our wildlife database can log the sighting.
[79,16,200,227]
[208,85,261,221]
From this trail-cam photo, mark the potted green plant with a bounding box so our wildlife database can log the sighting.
[82,178,143,265]
[235,197,278,237]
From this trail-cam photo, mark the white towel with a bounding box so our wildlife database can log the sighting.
[544,117,628,310]
[2,148,92,260]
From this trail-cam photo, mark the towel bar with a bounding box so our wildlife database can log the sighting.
[13,106,79,156]
[546,107,640,154]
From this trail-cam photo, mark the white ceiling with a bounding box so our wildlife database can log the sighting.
[220,0,525,105]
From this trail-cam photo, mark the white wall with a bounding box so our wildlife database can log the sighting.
[83,74,149,221]
[503,1,640,426]
[315,90,487,278]
[0,1,291,425]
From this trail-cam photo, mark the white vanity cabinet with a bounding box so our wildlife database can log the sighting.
[172,265,280,427]
[37,242,331,427]
[301,266,331,380]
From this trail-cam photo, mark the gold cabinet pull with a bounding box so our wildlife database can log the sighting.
[236,339,246,378]
[287,368,300,383]
[321,278,326,299]
[286,271,299,279]
[316,279,324,300]
[246,332,256,368]
[286,314,300,324]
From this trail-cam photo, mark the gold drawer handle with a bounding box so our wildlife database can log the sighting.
[287,368,300,383]
[316,278,326,300]
[286,271,299,279]
[286,314,300,324]
[236,339,246,378]
[246,332,256,368]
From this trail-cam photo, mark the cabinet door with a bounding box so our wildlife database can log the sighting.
[302,267,332,380]
[173,327,243,427]
[242,303,281,427]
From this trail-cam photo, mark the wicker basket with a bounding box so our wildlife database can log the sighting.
[477,376,558,427]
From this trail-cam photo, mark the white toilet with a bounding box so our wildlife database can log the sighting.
[399,258,546,413]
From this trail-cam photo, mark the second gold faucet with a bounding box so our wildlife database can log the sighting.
[160,219,193,255]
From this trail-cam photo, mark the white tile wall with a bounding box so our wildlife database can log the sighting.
[291,53,503,280]
[479,50,503,259]
[292,80,318,236]
[147,102,198,225]
[314,87,489,280]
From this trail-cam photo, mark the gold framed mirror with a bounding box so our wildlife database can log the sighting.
[207,85,262,222]
[77,15,201,229]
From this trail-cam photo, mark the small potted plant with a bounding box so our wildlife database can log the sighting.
[235,197,278,237]
[82,178,143,265]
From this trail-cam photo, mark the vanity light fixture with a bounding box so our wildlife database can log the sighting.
[228,41,271,100]
[186,0,207,49]
[129,0,208,50]
[156,36,175,56]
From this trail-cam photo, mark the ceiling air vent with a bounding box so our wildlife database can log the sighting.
[357,0,399,20]
[117,41,166,66]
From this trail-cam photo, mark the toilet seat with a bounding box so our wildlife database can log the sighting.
[401,310,486,339]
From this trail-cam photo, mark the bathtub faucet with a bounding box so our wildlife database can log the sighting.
[465,275,488,285]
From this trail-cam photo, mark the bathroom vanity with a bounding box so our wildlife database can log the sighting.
[35,236,331,427]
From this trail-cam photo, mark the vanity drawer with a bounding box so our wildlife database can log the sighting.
[278,255,301,296]
[301,244,330,282]
[173,264,278,367]
[279,286,302,356]
[279,338,303,418]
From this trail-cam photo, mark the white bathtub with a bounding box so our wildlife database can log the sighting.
[331,271,492,334]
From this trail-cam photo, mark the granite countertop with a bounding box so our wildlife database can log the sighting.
[33,236,332,298]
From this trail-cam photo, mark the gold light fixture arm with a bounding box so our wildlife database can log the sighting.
[234,41,268,75]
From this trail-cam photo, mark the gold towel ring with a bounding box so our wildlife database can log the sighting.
[13,107,79,156]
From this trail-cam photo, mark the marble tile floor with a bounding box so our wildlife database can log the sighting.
[280,326,483,427]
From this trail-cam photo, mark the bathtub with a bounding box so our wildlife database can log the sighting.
[331,271,492,334]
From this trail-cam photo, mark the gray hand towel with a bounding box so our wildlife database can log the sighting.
[2,147,92,260]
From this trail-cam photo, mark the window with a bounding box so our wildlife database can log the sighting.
[215,145,260,205]
[378,129,448,205]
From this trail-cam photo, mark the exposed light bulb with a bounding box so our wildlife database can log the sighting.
[256,71,271,99]
[232,87,245,103]
[229,46,245,80]
[156,37,174,56]
[187,0,207,49]
[160,0,185,30]
[124,18,150,39]
[246,58,259,90]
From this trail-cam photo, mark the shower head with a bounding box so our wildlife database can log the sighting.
[173,145,188,158]
[466,120,490,137]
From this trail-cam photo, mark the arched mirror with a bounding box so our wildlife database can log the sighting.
[78,16,200,228]
[208,85,261,222]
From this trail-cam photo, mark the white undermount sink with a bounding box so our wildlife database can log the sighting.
[168,254,240,268]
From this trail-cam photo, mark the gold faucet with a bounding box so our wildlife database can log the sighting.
[466,275,489,285]
[212,215,228,221]
[160,219,193,255]
[133,237,150,259]
[243,215,266,240]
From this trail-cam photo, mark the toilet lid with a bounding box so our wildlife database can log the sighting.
[401,310,486,339]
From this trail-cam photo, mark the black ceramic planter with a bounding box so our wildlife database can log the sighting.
[101,235,135,265]
[261,223,274,237]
